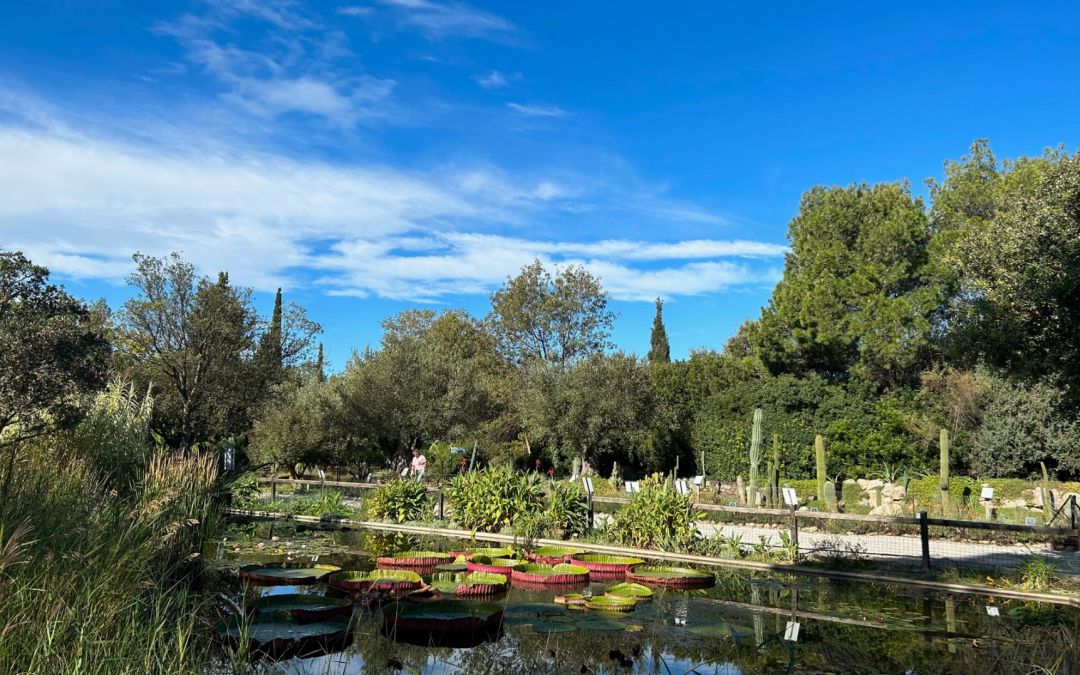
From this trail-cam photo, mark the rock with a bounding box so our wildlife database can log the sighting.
[869,503,903,516]
[843,479,858,484]
[857,479,869,489]
[866,479,884,491]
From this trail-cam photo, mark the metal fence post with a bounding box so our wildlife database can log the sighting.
[438,491,445,520]
[789,505,798,552]
[919,511,931,572]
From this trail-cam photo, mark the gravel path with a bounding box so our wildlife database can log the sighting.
[593,514,1079,574]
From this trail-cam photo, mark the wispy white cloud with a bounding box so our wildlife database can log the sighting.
[341,0,517,41]
[474,70,521,89]
[507,102,566,117]
[0,87,783,302]
[157,2,393,126]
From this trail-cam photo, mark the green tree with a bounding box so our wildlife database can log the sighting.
[648,297,671,364]
[0,249,110,448]
[331,315,496,470]
[488,260,616,366]
[751,181,943,390]
[946,148,1080,402]
[521,352,655,474]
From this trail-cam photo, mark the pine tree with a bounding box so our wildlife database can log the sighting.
[648,297,671,364]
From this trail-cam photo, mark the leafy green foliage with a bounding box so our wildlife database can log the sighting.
[751,181,942,390]
[543,480,589,536]
[444,466,543,532]
[0,249,109,448]
[611,476,702,550]
[365,478,431,522]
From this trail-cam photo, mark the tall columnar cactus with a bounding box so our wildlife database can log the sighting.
[824,481,836,511]
[748,409,763,507]
[765,460,775,507]
[1040,461,1052,519]
[771,434,781,506]
[815,435,826,502]
[736,475,746,505]
[939,428,950,508]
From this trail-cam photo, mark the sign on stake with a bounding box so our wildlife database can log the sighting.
[581,477,594,494]
[784,621,800,641]
[782,487,798,507]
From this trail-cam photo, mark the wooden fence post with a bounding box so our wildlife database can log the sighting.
[919,511,931,573]
[789,505,799,553]
[270,474,276,502]
[438,491,445,520]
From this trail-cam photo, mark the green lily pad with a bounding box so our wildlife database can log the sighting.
[577,619,627,631]
[605,583,653,599]
[506,603,565,616]
[530,622,578,633]
[435,563,468,572]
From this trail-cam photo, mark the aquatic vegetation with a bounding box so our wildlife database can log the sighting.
[528,545,585,563]
[238,563,341,585]
[328,569,422,592]
[570,554,645,572]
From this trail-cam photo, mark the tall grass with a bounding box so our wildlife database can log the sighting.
[0,382,221,675]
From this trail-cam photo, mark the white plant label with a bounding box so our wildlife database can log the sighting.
[581,477,594,494]
[782,487,799,506]
[981,487,995,500]
[784,621,800,641]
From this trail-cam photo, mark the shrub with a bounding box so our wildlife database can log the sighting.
[366,478,431,522]
[611,476,702,550]
[544,481,589,536]
[444,465,543,532]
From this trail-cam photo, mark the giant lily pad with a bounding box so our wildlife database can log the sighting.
[527,546,585,564]
[554,594,587,606]
[584,595,636,612]
[626,565,715,589]
[605,583,653,599]
[569,554,645,573]
[430,572,508,596]
[530,622,577,633]
[447,547,515,559]
[466,556,524,575]
[328,569,422,593]
[214,614,352,658]
[383,599,504,633]
[577,619,627,631]
[247,594,353,623]
[238,563,341,585]
[505,603,565,616]
[376,551,451,567]
[512,563,589,585]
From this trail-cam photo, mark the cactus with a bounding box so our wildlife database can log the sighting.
[1040,461,1052,519]
[874,485,883,508]
[572,456,582,477]
[737,475,746,505]
[748,409,763,507]
[765,460,774,506]
[824,481,836,511]
[770,434,781,507]
[939,428,950,508]
[815,435,827,502]
[609,460,622,491]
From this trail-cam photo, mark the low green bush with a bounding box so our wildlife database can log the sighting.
[444,466,543,532]
[611,476,701,550]
[365,478,431,522]
[544,481,589,536]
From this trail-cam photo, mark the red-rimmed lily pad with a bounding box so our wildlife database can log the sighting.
[605,582,653,600]
[526,546,584,564]
[430,572,508,596]
[247,594,353,623]
[584,595,636,612]
[569,554,645,573]
[447,547,515,559]
[328,569,422,593]
[435,562,468,572]
[511,563,589,585]
[382,599,504,647]
[626,565,715,589]
[554,594,587,606]
[214,614,352,658]
[238,563,341,585]
[466,556,524,575]
[376,551,452,567]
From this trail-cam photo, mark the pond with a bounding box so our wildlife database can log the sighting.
[205,518,1079,674]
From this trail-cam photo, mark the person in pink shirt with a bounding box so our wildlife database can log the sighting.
[410,448,427,479]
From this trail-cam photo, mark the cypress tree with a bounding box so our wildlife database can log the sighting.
[648,297,671,364]
[315,342,325,382]
[256,288,283,382]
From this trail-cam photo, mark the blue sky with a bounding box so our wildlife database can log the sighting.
[2,1,1078,369]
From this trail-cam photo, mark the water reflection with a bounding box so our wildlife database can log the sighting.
[208,527,1079,674]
